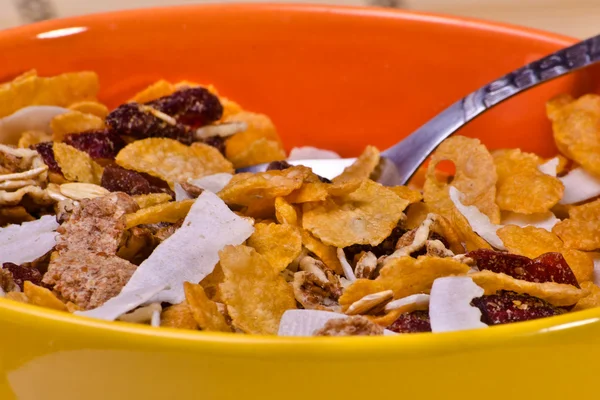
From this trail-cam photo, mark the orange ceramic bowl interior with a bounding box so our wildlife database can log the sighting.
[1,4,600,400]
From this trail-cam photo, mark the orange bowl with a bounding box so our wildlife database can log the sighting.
[1,4,600,400]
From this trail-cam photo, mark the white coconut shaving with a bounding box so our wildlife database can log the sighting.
[557,167,600,205]
[151,310,161,327]
[278,309,396,336]
[77,284,166,321]
[174,183,193,201]
[288,146,341,161]
[500,211,560,231]
[189,173,232,194]
[78,191,254,320]
[449,186,505,250]
[0,106,68,145]
[336,248,356,281]
[0,215,59,265]
[429,276,487,333]
[538,157,559,177]
[384,293,430,312]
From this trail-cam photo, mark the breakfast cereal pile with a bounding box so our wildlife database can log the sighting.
[0,70,599,336]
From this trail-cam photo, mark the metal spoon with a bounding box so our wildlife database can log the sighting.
[239,34,600,185]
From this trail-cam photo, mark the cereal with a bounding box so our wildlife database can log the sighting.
[247,223,302,272]
[125,199,194,229]
[274,197,300,226]
[300,229,343,274]
[424,135,500,223]
[51,111,105,141]
[548,94,600,175]
[160,302,199,330]
[115,138,233,185]
[388,185,423,205]
[68,101,109,119]
[183,282,231,332]
[493,149,563,213]
[302,180,409,247]
[219,245,296,334]
[0,71,99,118]
[132,193,173,209]
[497,225,593,283]
[23,281,67,311]
[573,282,600,311]
[332,146,380,184]
[53,142,103,184]
[552,198,600,251]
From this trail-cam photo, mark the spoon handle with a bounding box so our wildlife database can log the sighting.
[382,34,600,185]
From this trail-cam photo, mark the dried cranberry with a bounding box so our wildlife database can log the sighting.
[106,103,193,144]
[146,87,223,127]
[101,164,174,197]
[2,262,42,291]
[266,160,292,171]
[64,129,126,159]
[467,249,579,287]
[31,142,61,173]
[387,310,431,333]
[471,291,564,325]
[199,135,226,155]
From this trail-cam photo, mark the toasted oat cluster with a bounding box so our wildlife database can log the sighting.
[0,70,599,336]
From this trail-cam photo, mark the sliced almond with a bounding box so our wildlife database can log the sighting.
[195,121,248,139]
[345,289,393,315]
[0,165,48,182]
[59,182,109,200]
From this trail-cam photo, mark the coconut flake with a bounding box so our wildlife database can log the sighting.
[500,211,559,231]
[0,215,58,265]
[151,310,161,327]
[79,191,254,320]
[76,284,166,321]
[336,248,356,281]
[278,309,396,336]
[0,106,69,145]
[429,276,487,333]
[538,157,559,177]
[174,183,193,201]
[189,173,232,194]
[385,293,430,312]
[558,167,600,205]
[288,147,341,161]
[449,186,505,250]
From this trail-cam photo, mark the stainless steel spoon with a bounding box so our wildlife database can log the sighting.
[239,34,600,185]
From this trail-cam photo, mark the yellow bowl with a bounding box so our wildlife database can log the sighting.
[1,4,599,399]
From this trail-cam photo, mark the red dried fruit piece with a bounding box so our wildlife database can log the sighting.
[471,291,564,325]
[467,249,579,288]
[31,142,61,173]
[146,87,223,127]
[64,130,126,160]
[387,310,432,333]
[101,164,174,197]
[266,160,293,171]
[199,135,226,155]
[106,103,193,144]
[2,262,43,291]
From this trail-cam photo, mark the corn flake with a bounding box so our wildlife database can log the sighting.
[17,130,51,148]
[23,281,67,311]
[51,111,105,141]
[247,223,302,272]
[275,197,300,226]
[339,256,470,307]
[301,229,343,274]
[470,270,585,307]
[497,225,593,283]
[219,245,296,334]
[0,71,99,118]
[302,180,409,247]
[218,166,310,207]
[53,142,103,184]
[553,198,600,251]
[160,302,198,330]
[573,281,600,311]
[125,199,194,229]
[132,193,173,209]
[333,146,380,184]
[200,263,225,302]
[184,282,231,332]
[424,135,500,224]
[388,186,423,205]
[548,94,600,175]
[227,138,286,169]
[116,138,233,185]
[494,148,563,213]
[131,80,177,103]
[68,101,109,119]
[284,182,329,204]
